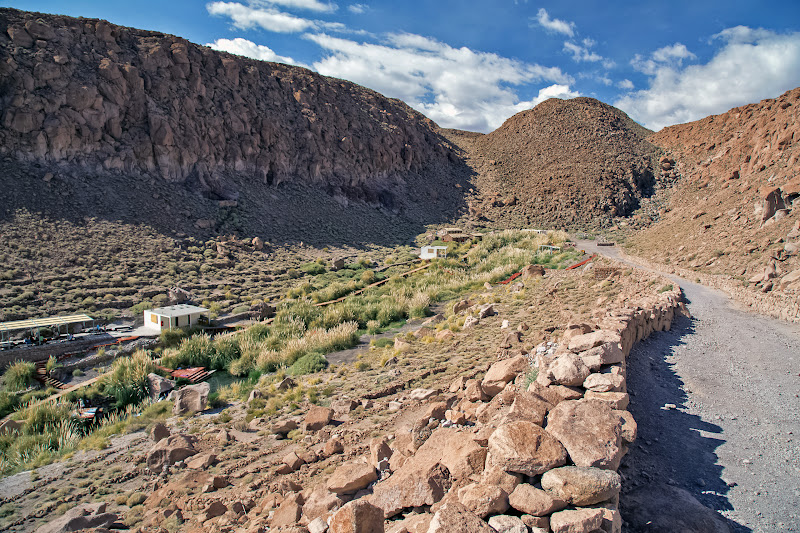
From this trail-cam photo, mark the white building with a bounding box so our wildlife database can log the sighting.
[420,246,448,260]
[144,304,209,331]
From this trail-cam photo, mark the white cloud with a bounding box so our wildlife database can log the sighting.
[348,3,367,14]
[632,42,695,74]
[615,28,800,130]
[563,41,603,62]
[617,79,634,90]
[304,32,574,132]
[250,0,337,12]
[534,8,575,37]
[208,2,316,32]
[207,37,308,67]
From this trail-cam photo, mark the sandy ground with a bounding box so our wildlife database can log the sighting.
[579,240,800,532]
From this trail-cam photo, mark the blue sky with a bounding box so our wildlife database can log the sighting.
[5,0,800,132]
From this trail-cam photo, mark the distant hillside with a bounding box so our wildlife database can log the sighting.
[628,87,800,299]
[0,8,470,245]
[444,97,669,230]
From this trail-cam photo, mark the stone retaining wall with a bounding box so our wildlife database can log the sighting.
[616,249,800,323]
[313,282,685,532]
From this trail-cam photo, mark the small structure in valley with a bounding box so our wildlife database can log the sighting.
[144,304,209,331]
[420,246,448,260]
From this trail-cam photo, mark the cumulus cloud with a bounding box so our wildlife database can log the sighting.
[617,79,634,90]
[563,41,603,62]
[304,32,575,132]
[631,42,695,75]
[208,2,316,32]
[615,27,800,130]
[534,8,575,37]
[250,0,337,12]
[348,3,367,14]
[207,37,308,67]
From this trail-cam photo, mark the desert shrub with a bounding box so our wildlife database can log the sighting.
[287,268,301,279]
[129,301,152,315]
[300,262,326,275]
[0,392,21,419]
[3,360,36,392]
[101,350,156,408]
[127,492,147,507]
[159,328,188,348]
[366,320,381,334]
[288,352,328,375]
[72,368,85,378]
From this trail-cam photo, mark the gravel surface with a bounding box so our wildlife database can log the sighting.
[578,241,800,532]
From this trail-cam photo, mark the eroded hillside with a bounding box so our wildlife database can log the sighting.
[0,8,470,244]
[443,98,672,231]
[627,87,800,316]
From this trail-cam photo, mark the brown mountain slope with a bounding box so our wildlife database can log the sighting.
[445,97,672,230]
[0,8,470,244]
[627,87,800,307]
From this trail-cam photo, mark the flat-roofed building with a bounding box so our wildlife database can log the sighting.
[144,304,209,331]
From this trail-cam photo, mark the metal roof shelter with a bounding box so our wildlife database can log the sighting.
[144,304,209,331]
[0,314,94,342]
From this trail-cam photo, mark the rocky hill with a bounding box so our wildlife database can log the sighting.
[0,8,469,244]
[626,87,800,312]
[444,98,670,231]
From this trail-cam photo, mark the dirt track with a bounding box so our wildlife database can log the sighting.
[578,241,800,532]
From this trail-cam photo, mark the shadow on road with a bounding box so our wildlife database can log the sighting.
[620,308,750,532]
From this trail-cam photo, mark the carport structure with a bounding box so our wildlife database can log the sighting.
[0,314,94,344]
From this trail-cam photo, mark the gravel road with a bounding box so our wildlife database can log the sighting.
[578,241,800,532]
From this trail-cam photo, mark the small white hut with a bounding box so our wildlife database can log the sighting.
[144,304,209,331]
[420,246,448,260]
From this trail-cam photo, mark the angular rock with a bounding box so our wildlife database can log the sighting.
[487,420,567,476]
[550,508,604,533]
[302,485,343,523]
[273,418,298,436]
[616,409,637,444]
[482,355,529,396]
[508,483,566,516]
[545,399,623,469]
[327,460,378,494]
[583,373,624,393]
[464,379,489,402]
[271,494,303,529]
[329,499,385,533]
[369,462,451,518]
[579,342,624,366]
[305,406,334,431]
[283,451,304,471]
[427,502,495,533]
[520,264,545,278]
[172,382,210,415]
[457,483,509,518]
[36,503,117,533]
[370,436,393,470]
[187,453,217,470]
[584,391,629,410]
[568,331,621,354]
[487,515,528,533]
[202,500,227,521]
[147,373,174,401]
[151,422,170,442]
[541,466,621,506]
[146,434,197,472]
[546,353,591,386]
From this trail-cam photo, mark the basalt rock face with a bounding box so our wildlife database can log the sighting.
[462,97,664,229]
[0,8,461,214]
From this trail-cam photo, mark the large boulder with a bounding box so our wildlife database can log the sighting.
[487,420,567,476]
[568,330,622,354]
[550,508,605,533]
[147,373,175,401]
[508,483,566,516]
[329,499,384,533]
[623,483,731,532]
[545,399,624,469]
[368,462,452,518]
[541,466,621,506]
[545,353,591,386]
[327,460,378,494]
[36,503,118,533]
[427,502,495,533]
[304,406,334,431]
[146,434,197,472]
[482,355,529,396]
[171,382,210,415]
[457,483,509,518]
